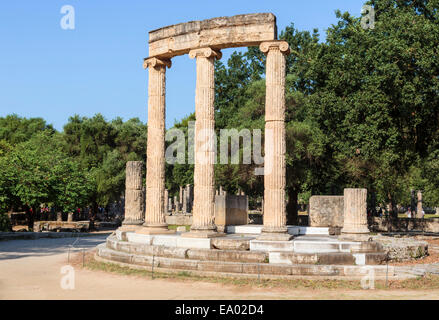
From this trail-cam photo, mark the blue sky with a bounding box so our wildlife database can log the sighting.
[0,1,365,131]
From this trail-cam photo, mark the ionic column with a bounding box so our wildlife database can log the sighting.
[121,161,144,231]
[183,47,222,238]
[259,41,292,241]
[139,57,174,234]
[341,188,370,235]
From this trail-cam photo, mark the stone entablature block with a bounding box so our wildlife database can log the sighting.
[148,13,277,58]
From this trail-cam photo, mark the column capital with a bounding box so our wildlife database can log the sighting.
[143,57,172,70]
[189,47,222,60]
[259,41,290,55]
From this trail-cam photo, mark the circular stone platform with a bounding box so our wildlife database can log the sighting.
[94,229,431,280]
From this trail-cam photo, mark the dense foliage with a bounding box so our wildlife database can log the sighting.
[0,114,147,228]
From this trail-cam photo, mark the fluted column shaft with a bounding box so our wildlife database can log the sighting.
[260,41,290,237]
[190,47,221,233]
[143,57,171,229]
[123,161,144,225]
[341,188,370,234]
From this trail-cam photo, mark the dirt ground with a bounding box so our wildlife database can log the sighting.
[1,236,439,300]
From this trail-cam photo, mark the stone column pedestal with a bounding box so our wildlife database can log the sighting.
[120,161,144,232]
[258,41,292,241]
[183,47,223,239]
[138,57,174,235]
[341,188,370,236]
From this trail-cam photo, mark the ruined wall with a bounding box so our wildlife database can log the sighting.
[370,217,439,233]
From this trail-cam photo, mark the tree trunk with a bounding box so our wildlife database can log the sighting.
[286,187,298,225]
[370,190,377,217]
[388,193,398,219]
[26,206,35,231]
[89,202,98,231]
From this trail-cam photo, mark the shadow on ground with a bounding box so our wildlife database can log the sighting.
[0,234,109,261]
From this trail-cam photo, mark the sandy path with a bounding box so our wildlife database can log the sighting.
[0,236,438,300]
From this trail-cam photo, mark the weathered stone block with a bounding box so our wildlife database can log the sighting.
[148,13,277,58]
[215,194,248,231]
[309,195,344,228]
[211,238,250,251]
[198,261,244,273]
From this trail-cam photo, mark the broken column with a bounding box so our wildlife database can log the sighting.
[341,188,370,235]
[258,41,292,241]
[417,190,424,219]
[121,161,144,231]
[173,195,179,213]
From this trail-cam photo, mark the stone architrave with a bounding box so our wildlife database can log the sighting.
[258,41,292,241]
[341,188,370,235]
[121,161,144,231]
[148,13,276,58]
[183,47,223,238]
[138,57,174,235]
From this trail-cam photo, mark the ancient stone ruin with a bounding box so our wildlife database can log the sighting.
[137,13,290,239]
[100,13,430,280]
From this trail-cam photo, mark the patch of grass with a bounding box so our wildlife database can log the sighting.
[397,214,438,219]
[84,257,439,291]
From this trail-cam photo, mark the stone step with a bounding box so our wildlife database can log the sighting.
[249,239,366,253]
[107,236,267,263]
[269,252,387,266]
[226,225,330,236]
[96,244,395,278]
[211,237,251,251]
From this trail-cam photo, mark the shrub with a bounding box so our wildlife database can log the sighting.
[0,213,11,232]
